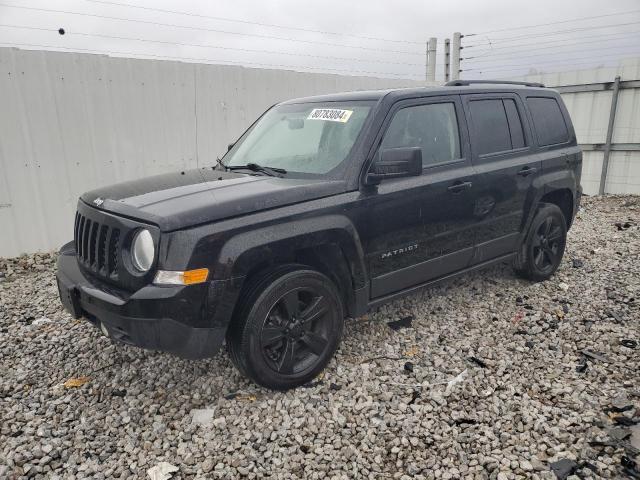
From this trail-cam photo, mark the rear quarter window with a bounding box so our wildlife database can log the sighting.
[526,96,569,146]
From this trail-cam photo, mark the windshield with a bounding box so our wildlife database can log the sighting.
[223,101,373,176]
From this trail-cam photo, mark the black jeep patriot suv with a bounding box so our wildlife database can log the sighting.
[57,80,582,390]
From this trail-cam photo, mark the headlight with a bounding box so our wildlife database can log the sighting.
[131,229,154,272]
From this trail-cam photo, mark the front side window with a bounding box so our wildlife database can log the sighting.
[381,102,461,167]
[224,102,372,175]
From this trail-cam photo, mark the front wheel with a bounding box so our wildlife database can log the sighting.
[515,203,567,281]
[227,266,344,390]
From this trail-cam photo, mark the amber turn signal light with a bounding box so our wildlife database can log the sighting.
[153,268,209,286]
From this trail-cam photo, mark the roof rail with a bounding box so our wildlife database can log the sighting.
[445,80,545,88]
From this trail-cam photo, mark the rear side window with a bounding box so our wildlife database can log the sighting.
[527,96,569,146]
[381,102,461,167]
[469,98,527,155]
[503,99,526,149]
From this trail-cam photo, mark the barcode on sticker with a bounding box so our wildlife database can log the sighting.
[307,108,353,123]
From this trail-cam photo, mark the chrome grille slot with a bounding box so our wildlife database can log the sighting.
[108,229,120,275]
[97,225,108,271]
[77,216,86,259]
[73,212,80,251]
[88,221,98,267]
[82,219,91,262]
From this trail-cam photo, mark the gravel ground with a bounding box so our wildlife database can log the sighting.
[1,195,639,480]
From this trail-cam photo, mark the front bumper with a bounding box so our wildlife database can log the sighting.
[56,243,227,359]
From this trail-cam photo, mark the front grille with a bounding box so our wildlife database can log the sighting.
[74,211,121,278]
[73,199,159,291]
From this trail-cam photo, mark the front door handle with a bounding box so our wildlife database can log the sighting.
[517,166,538,177]
[447,181,473,193]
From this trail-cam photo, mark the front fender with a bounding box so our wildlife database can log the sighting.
[216,214,367,288]
[204,214,367,327]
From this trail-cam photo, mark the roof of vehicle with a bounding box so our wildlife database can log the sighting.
[280,82,552,105]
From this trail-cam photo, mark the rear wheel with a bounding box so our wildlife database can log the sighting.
[515,203,567,281]
[227,266,344,390]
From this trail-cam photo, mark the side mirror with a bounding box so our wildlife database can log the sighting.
[228,143,235,152]
[365,147,422,185]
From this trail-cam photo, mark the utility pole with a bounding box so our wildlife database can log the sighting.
[426,37,437,83]
[425,41,429,82]
[599,75,621,195]
[444,39,451,82]
[451,32,461,80]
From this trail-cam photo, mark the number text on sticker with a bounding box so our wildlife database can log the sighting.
[307,108,353,123]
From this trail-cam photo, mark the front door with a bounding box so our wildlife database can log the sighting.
[359,96,480,298]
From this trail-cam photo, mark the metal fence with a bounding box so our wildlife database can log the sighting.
[520,59,640,196]
[0,47,422,258]
[555,78,639,195]
[1,48,638,257]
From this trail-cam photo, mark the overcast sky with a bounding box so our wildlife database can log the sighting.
[1,0,639,80]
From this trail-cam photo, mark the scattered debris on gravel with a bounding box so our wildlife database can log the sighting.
[1,195,638,479]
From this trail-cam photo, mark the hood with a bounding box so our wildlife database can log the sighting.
[81,168,347,231]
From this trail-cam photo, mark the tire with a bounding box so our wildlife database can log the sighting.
[226,265,344,390]
[515,203,567,282]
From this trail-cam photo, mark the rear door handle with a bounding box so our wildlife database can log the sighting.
[517,166,538,177]
[447,181,473,193]
[565,155,579,166]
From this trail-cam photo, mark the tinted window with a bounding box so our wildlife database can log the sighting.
[527,97,569,146]
[469,99,511,155]
[503,99,526,149]
[381,102,461,167]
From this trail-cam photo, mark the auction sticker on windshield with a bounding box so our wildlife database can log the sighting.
[307,108,353,123]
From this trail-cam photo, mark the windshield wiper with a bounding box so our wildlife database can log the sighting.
[215,157,227,171]
[226,163,287,177]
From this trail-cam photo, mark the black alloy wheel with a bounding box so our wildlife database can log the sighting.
[515,202,567,281]
[227,266,344,390]
[260,287,332,375]
[531,216,564,274]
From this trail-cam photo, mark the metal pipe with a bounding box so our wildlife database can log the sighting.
[444,39,451,83]
[554,79,639,93]
[426,37,437,82]
[425,41,429,82]
[451,32,461,80]
[582,142,640,152]
[599,75,621,195]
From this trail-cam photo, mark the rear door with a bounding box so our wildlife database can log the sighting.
[462,93,541,263]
